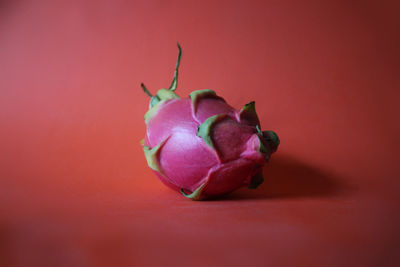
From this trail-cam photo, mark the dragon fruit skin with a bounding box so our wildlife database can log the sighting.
[141,44,279,200]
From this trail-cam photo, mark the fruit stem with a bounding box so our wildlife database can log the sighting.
[141,83,153,97]
[168,42,182,91]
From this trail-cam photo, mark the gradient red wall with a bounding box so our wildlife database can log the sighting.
[1,0,399,266]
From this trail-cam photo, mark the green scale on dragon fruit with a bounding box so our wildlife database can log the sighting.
[141,43,279,200]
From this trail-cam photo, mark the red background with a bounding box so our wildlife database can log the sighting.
[1,0,399,266]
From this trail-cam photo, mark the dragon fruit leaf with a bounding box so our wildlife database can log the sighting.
[141,83,161,109]
[150,96,160,108]
[141,83,153,97]
[168,43,182,91]
[262,130,280,153]
[256,134,268,155]
[239,101,260,126]
[142,137,169,176]
[196,114,227,151]
[157,89,179,100]
[189,89,216,99]
[248,172,264,189]
[180,182,207,201]
[189,89,224,115]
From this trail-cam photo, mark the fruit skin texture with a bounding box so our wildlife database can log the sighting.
[141,44,279,200]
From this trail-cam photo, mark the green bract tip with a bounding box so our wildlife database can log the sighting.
[168,43,182,91]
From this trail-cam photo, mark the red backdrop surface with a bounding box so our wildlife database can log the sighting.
[1,0,399,266]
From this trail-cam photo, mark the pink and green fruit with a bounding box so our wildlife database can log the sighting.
[141,44,279,200]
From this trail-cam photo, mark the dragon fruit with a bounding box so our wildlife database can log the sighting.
[141,44,279,200]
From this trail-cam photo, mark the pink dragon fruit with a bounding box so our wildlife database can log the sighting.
[141,44,279,200]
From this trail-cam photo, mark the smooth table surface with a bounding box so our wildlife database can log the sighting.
[1,0,399,266]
